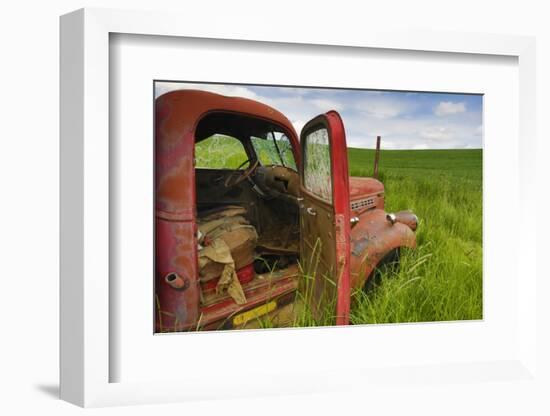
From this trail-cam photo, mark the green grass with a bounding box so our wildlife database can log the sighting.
[348,148,482,324]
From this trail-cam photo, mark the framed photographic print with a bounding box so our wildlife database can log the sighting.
[60,7,538,408]
[152,80,482,333]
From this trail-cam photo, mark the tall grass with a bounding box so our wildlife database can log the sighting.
[348,148,483,324]
[292,239,339,328]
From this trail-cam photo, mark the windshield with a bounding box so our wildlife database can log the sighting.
[251,132,297,170]
[195,134,249,169]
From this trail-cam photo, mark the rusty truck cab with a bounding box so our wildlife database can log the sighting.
[155,89,417,332]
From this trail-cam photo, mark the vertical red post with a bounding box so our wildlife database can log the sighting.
[373,135,381,179]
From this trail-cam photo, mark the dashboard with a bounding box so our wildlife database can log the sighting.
[251,165,300,200]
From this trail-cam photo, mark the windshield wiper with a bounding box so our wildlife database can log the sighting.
[271,132,286,167]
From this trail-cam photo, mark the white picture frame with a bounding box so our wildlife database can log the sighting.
[60,7,538,408]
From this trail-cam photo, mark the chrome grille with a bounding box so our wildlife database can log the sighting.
[351,197,376,210]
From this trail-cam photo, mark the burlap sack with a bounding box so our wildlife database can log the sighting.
[198,238,247,304]
[197,207,258,303]
[198,220,257,281]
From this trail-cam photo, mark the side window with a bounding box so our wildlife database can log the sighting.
[195,135,248,169]
[251,132,297,170]
[303,127,332,201]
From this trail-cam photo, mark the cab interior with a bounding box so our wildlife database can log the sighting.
[194,112,301,276]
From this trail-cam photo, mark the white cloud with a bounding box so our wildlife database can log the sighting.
[356,102,398,119]
[310,98,344,112]
[291,119,306,134]
[434,101,466,116]
[355,97,415,119]
[155,83,260,101]
[419,126,453,141]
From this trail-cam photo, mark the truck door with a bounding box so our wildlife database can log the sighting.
[299,111,351,325]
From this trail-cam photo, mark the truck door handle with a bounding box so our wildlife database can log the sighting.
[306,207,317,216]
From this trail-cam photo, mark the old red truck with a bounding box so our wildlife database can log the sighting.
[155,89,417,331]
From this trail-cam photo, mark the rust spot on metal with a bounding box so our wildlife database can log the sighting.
[352,236,369,256]
[349,208,417,289]
[157,156,194,212]
[165,272,190,291]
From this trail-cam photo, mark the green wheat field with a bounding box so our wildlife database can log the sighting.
[197,138,483,326]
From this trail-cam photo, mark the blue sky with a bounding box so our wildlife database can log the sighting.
[155,82,483,150]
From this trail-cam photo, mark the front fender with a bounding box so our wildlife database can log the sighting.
[349,209,417,289]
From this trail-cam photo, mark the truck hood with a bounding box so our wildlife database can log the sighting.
[349,177,384,199]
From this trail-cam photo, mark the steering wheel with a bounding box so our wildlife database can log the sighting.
[224,159,260,188]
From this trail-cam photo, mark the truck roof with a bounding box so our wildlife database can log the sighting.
[156,89,298,149]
